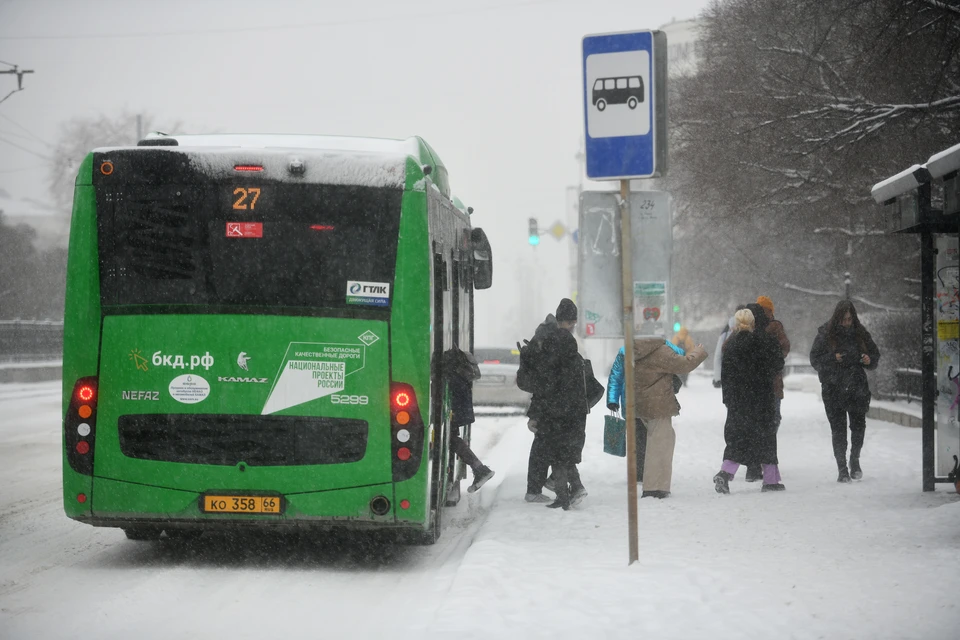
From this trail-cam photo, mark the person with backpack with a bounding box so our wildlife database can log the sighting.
[521,298,591,509]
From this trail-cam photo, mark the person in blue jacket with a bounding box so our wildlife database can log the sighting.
[607,346,647,481]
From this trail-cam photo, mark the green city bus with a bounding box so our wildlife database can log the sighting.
[61,133,493,544]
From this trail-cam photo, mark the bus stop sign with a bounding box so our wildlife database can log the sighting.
[582,30,667,179]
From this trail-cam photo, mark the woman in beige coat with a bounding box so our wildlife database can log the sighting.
[633,337,708,498]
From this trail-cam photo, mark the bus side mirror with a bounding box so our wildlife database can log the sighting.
[470,227,493,290]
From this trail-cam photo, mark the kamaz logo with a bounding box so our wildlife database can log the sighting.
[218,376,268,384]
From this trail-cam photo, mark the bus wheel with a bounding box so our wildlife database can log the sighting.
[596,99,606,111]
[123,526,163,541]
[628,97,638,109]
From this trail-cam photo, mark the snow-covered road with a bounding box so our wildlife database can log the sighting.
[1,376,957,639]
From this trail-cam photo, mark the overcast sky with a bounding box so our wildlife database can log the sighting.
[0,0,712,346]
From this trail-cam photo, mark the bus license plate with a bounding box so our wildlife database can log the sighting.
[202,495,282,514]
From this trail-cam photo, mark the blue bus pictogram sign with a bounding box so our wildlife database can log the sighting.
[582,30,667,180]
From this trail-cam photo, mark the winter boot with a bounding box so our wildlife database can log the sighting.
[467,466,495,493]
[641,490,670,499]
[713,470,733,494]
[745,465,762,482]
[546,484,572,509]
[761,483,786,492]
[849,457,862,480]
[569,484,588,508]
[837,467,852,483]
[524,492,552,503]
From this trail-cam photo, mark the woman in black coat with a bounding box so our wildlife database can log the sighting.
[809,300,880,482]
[713,307,786,493]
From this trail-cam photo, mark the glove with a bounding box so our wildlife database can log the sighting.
[712,380,722,388]
[607,402,619,412]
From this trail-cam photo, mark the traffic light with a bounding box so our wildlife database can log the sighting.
[528,218,540,246]
[672,305,681,332]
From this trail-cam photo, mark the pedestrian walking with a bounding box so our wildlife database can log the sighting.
[756,295,791,427]
[633,335,708,498]
[742,298,790,482]
[522,298,590,509]
[713,307,786,494]
[809,300,880,482]
[606,346,647,482]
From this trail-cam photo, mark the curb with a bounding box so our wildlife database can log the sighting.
[867,406,923,429]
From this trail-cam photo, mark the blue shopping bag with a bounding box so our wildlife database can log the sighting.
[603,414,627,457]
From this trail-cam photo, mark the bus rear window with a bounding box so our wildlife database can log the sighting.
[97,182,402,309]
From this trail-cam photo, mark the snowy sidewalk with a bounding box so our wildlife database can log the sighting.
[434,376,960,640]
[0,379,956,640]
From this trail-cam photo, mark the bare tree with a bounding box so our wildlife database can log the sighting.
[46,111,178,213]
[669,0,959,338]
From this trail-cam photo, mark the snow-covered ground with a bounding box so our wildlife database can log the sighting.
[1,376,957,639]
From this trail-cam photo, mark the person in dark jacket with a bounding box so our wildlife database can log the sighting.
[809,300,880,482]
[743,300,788,482]
[713,307,786,493]
[525,298,590,510]
[443,347,495,494]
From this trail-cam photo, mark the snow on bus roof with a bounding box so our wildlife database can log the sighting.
[95,133,423,188]
[144,133,423,156]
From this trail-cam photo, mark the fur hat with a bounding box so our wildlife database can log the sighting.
[556,298,578,323]
[756,295,774,316]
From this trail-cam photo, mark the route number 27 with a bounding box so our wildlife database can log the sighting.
[233,187,261,210]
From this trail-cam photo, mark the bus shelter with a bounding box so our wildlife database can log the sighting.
[871,143,960,491]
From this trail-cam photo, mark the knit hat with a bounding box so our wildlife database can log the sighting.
[556,298,578,323]
[756,295,774,316]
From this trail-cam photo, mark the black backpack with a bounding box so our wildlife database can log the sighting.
[516,337,547,393]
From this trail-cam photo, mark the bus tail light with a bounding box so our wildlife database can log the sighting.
[390,382,424,482]
[65,377,98,476]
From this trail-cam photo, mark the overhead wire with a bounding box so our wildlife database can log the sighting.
[0,114,53,147]
[0,136,51,159]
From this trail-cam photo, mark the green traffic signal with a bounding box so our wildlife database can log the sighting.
[673,321,681,332]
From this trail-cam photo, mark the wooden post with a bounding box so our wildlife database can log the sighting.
[619,179,639,564]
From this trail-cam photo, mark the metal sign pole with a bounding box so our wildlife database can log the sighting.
[619,179,639,564]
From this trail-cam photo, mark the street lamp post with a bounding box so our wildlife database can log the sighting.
[844,272,851,300]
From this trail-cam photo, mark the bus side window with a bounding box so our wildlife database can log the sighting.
[604,79,615,90]
[616,78,627,89]
[593,79,603,91]
[629,77,641,88]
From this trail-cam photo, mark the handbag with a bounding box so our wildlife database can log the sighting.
[584,359,606,409]
[603,414,627,457]
[672,374,683,393]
